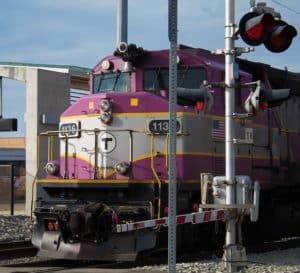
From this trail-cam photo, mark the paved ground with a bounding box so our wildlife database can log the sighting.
[0,203,25,215]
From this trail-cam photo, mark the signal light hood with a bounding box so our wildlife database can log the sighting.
[239,11,297,53]
[239,12,275,46]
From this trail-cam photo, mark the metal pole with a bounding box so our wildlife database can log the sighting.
[116,0,128,47]
[168,1,177,272]
[10,164,14,216]
[223,0,237,271]
[225,0,236,243]
[0,77,3,118]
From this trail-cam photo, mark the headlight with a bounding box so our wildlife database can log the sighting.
[115,162,130,175]
[101,60,112,70]
[100,99,112,112]
[45,162,59,175]
[100,112,113,124]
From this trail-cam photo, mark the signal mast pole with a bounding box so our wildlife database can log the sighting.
[223,0,247,272]
[224,0,236,252]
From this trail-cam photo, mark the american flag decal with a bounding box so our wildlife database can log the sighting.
[212,119,225,140]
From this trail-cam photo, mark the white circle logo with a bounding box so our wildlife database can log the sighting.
[99,132,116,153]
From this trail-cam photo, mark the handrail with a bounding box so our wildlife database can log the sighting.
[39,128,149,135]
[165,134,169,169]
[63,135,69,179]
[30,134,42,221]
[47,135,54,161]
[150,134,162,219]
[94,129,100,179]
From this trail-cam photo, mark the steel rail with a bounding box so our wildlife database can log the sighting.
[0,240,37,260]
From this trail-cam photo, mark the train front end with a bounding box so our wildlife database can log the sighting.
[32,57,165,261]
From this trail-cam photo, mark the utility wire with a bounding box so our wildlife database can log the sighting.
[270,0,300,15]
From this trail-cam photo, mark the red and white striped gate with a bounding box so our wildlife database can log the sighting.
[115,209,226,233]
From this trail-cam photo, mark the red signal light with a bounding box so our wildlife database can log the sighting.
[196,100,205,112]
[264,20,298,53]
[239,12,297,53]
[244,81,290,114]
[246,23,264,41]
[259,101,269,110]
[239,12,275,46]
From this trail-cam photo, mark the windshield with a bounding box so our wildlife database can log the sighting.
[143,67,207,91]
[93,72,130,93]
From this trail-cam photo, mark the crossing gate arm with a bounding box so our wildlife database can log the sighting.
[114,209,226,233]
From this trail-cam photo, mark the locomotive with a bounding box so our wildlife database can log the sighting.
[32,44,300,261]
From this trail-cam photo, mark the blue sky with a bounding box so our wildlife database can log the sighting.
[0,0,299,136]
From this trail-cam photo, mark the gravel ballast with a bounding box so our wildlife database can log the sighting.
[0,215,32,241]
[133,247,300,273]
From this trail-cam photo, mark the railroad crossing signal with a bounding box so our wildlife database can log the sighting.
[176,85,213,113]
[239,12,297,53]
[244,80,290,113]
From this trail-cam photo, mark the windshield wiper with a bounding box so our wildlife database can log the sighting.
[179,66,189,87]
[95,75,103,93]
[112,72,121,90]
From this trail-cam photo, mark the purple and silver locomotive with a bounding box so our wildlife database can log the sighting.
[32,44,300,260]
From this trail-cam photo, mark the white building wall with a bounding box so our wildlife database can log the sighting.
[25,68,70,215]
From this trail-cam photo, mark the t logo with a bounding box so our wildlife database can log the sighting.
[102,137,113,150]
[99,132,116,153]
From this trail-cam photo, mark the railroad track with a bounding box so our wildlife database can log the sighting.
[0,240,37,260]
[1,237,300,272]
